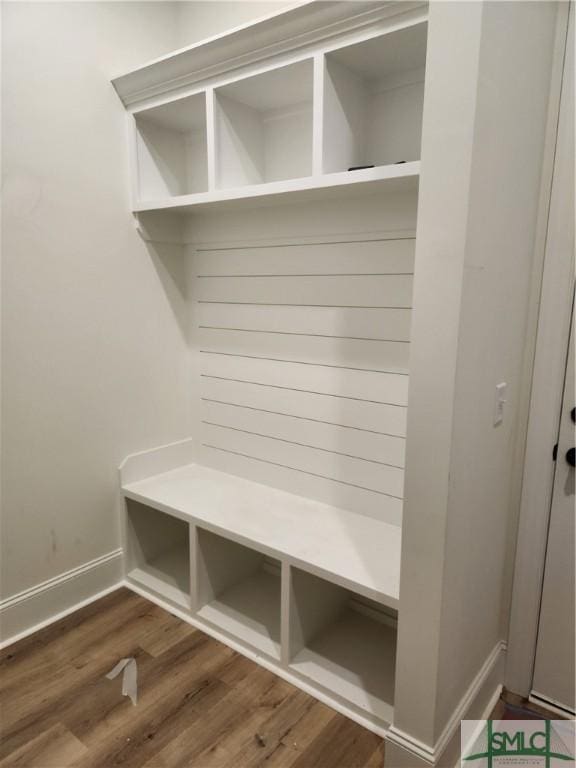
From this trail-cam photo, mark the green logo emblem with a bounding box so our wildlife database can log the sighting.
[462,720,575,768]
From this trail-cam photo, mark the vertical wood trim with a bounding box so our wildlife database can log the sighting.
[126,112,140,207]
[313,54,325,176]
[205,88,217,191]
[280,560,291,666]
[505,2,573,697]
[189,523,199,613]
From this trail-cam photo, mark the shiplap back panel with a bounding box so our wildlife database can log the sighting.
[194,235,414,525]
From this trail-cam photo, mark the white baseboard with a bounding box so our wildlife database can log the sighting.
[386,640,506,767]
[0,549,123,649]
[529,691,576,718]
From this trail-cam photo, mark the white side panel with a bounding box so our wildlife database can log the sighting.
[215,93,264,188]
[136,122,187,198]
[322,56,369,173]
[368,80,425,166]
[263,105,313,182]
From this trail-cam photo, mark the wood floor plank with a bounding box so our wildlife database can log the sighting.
[0,591,156,705]
[290,714,384,768]
[63,633,234,749]
[261,700,338,768]
[144,659,296,768]
[221,688,317,768]
[0,589,134,667]
[0,722,87,768]
[0,602,164,746]
[0,588,388,768]
[137,611,198,657]
[70,677,231,767]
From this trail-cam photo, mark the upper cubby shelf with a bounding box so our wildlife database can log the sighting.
[113,1,428,214]
[135,92,208,200]
[322,22,427,173]
[215,60,314,189]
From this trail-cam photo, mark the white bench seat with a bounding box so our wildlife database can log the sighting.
[122,462,401,609]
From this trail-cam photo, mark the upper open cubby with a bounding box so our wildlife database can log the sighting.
[214,59,314,189]
[322,22,428,174]
[115,4,428,212]
[134,92,208,200]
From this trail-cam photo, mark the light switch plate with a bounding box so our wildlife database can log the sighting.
[494,382,508,426]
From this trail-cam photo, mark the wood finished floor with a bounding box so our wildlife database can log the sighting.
[0,588,385,767]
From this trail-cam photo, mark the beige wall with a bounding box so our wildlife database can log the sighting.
[175,1,297,46]
[1,0,300,603]
[1,2,187,599]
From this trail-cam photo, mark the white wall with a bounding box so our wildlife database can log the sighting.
[175,1,297,46]
[1,2,187,603]
[1,0,304,637]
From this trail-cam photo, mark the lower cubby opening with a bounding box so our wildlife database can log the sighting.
[196,528,281,659]
[126,500,190,608]
[289,568,396,723]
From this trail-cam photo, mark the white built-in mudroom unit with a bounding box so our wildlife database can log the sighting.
[110,2,566,765]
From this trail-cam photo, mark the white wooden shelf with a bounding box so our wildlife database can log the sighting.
[289,567,396,724]
[196,528,282,659]
[115,2,426,214]
[125,500,190,608]
[133,162,419,214]
[122,462,401,609]
[291,609,396,724]
[128,547,190,609]
[197,571,281,659]
[134,92,208,200]
[322,22,426,173]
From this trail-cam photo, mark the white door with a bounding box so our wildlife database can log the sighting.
[531,308,575,715]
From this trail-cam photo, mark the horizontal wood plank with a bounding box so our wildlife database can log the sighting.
[198,304,412,341]
[199,377,408,436]
[201,400,406,467]
[199,329,409,373]
[200,355,409,406]
[200,446,403,524]
[197,274,413,307]
[194,239,415,276]
[201,424,405,497]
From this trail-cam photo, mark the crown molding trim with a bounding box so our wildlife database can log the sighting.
[112,1,427,108]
